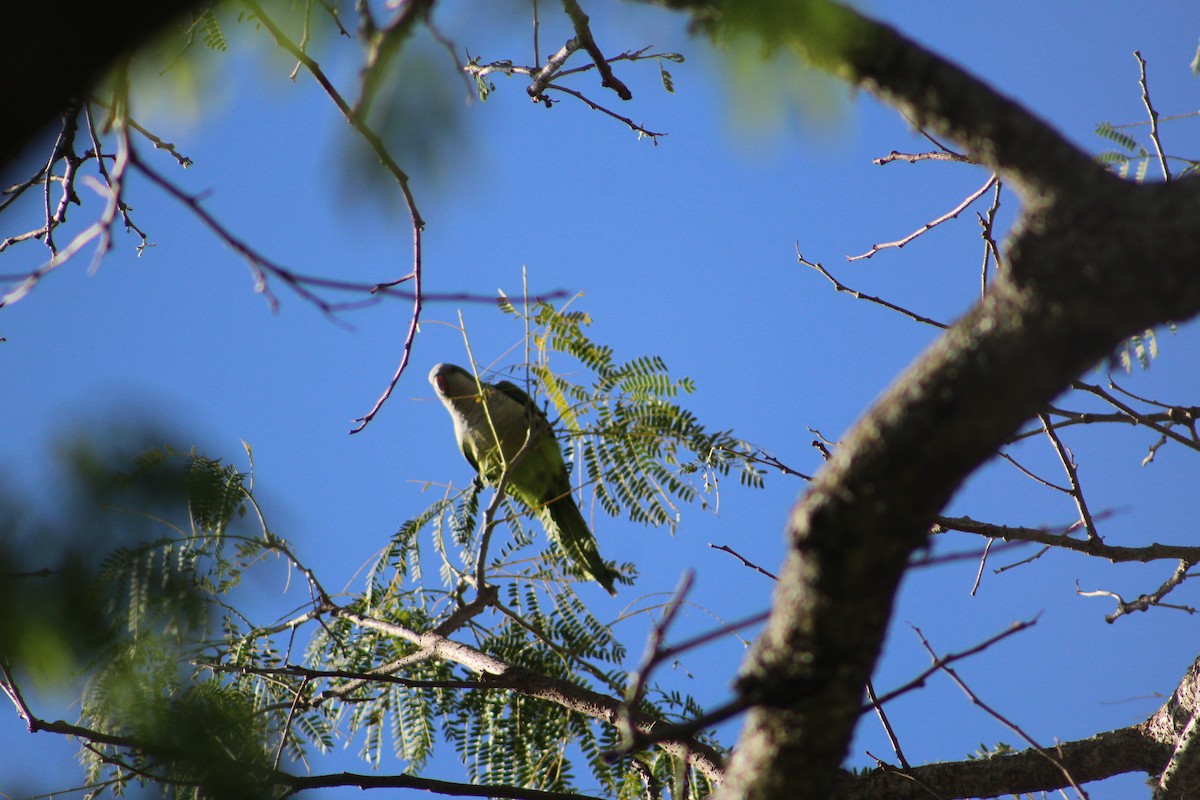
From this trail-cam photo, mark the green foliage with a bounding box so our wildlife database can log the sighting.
[6,304,747,799]
[966,741,1016,760]
[1094,121,1144,154]
[0,441,282,799]
[1116,328,1159,372]
[298,300,751,794]
[198,8,228,52]
[466,53,510,102]
[81,645,276,800]
[656,53,685,94]
[511,299,765,530]
[1093,117,1200,182]
[1094,121,1152,182]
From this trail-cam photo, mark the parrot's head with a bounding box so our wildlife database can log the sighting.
[429,362,477,403]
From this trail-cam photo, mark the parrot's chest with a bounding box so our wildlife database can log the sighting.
[454,396,540,478]
[452,396,565,502]
[458,420,535,479]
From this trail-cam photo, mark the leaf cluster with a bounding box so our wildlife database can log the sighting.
[7,300,752,799]
[507,298,766,532]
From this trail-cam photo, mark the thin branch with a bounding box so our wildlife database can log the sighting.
[911,624,1088,800]
[847,174,997,261]
[544,83,665,141]
[205,662,492,691]
[560,0,632,100]
[997,450,1070,493]
[329,605,727,781]
[905,538,1030,570]
[532,0,541,67]
[798,247,947,328]
[1,124,131,308]
[1134,51,1171,182]
[866,618,1037,711]
[865,679,911,769]
[970,537,992,596]
[1037,413,1100,542]
[978,178,1003,294]
[933,515,1200,564]
[239,0,426,432]
[1078,560,1199,623]
[0,660,34,729]
[1009,404,1200,449]
[708,543,779,580]
[619,572,695,744]
[1071,380,1200,451]
[84,102,149,247]
[710,445,810,481]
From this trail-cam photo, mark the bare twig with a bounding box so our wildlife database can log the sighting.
[865,679,911,769]
[278,769,606,800]
[560,0,632,100]
[330,603,727,780]
[205,662,492,691]
[978,178,1002,294]
[1009,404,1200,450]
[544,83,665,140]
[933,515,1200,564]
[84,103,148,248]
[911,624,1087,800]
[709,544,778,581]
[532,0,541,67]
[606,575,766,760]
[1037,413,1100,542]
[238,0,425,432]
[1071,380,1200,451]
[1134,51,1171,182]
[866,618,1037,711]
[997,450,1070,493]
[1078,560,1199,623]
[970,537,993,596]
[847,174,997,261]
[798,247,948,328]
[621,572,695,735]
[1,124,132,308]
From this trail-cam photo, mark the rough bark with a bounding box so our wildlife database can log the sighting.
[650,2,1200,798]
[1143,656,1200,799]
[841,727,1167,800]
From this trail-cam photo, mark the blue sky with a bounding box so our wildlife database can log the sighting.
[3,2,1199,797]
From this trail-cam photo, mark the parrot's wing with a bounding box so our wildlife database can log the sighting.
[493,380,543,418]
[459,437,481,474]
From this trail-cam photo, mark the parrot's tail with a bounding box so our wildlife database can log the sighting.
[541,497,619,596]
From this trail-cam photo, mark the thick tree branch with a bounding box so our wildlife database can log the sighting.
[841,726,1165,800]
[644,3,1200,799]
[934,516,1200,564]
[1144,655,1200,798]
[328,607,727,783]
[278,769,604,800]
[840,650,1200,798]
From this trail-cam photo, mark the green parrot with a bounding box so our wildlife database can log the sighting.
[429,362,618,595]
